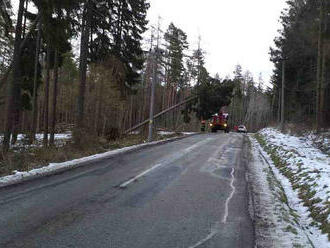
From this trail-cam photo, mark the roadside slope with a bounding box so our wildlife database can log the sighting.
[252,128,330,247]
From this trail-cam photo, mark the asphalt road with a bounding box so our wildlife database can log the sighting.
[0,133,254,248]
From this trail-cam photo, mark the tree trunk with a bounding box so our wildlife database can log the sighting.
[75,1,91,143]
[43,46,51,147]
[281,60,285,130]
[316,0,324,132]
[30,18,41,143]
[50,49,59,146]
[2,0,25,153]
[95,77,103,135]
[320,9,327,129]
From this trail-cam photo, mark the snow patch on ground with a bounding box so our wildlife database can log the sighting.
[260,128,330,222]
[248,137,315,247]
[254,128,330,247]
[0,132,72,148]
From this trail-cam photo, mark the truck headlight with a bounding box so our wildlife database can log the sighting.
[224,123,227,127]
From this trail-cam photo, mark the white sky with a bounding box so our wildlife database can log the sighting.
[147,0,287,84]
[11,0,287,84]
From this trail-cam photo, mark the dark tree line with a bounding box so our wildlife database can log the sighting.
[271,0,330,130]
[0,0,150,153]
[0,0,240,158]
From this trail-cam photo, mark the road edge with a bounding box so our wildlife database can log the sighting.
[0,133,199,189]
[242,135,257,247]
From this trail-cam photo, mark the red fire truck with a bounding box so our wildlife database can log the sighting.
[209,111,230,133]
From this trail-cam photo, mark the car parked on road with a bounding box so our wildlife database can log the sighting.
[237,125,247,133]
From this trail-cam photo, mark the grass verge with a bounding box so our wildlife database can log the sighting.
[254,133,330,240]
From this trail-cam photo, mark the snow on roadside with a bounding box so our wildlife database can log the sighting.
[0,135,188,188]
[158,131,175,136]
[129,131,197,136]
[248,137,314,247]
[182,132,197,135]
[255,128,330,246]
[158,131,197,136]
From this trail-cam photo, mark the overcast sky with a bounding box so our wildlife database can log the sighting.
[11,0,287,84]
[147,0,287,84]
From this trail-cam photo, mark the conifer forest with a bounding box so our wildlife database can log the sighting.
[1,1,330,247]
[0,0,329,162]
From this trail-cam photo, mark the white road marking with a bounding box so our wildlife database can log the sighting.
[119,137,215,189]
[187,223,219,248]
[119,163,162,188]
[222,167,236,223]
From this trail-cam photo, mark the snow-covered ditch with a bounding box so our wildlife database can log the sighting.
[252,128,330,246]
[248,137,318,247]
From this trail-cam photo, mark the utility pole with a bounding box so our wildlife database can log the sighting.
[148,18,161,142]
[280,59,285,130]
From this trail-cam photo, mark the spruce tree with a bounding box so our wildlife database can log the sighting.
[164,23,189,90]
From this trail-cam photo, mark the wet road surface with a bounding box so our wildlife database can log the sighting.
[0,133,254,248]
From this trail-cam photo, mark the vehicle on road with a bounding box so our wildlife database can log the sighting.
[237,125,247,133]
[210,111,230,133]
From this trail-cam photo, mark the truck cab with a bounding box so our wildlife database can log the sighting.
[210,112,230,133]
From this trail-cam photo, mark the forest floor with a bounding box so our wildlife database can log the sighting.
[0,131,186,178]
[250,128,330,247]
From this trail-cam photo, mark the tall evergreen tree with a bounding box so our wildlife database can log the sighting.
[0,0,13,106]
[164,23,189,90]
[75,0,150,143]
[2,0,25,152]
